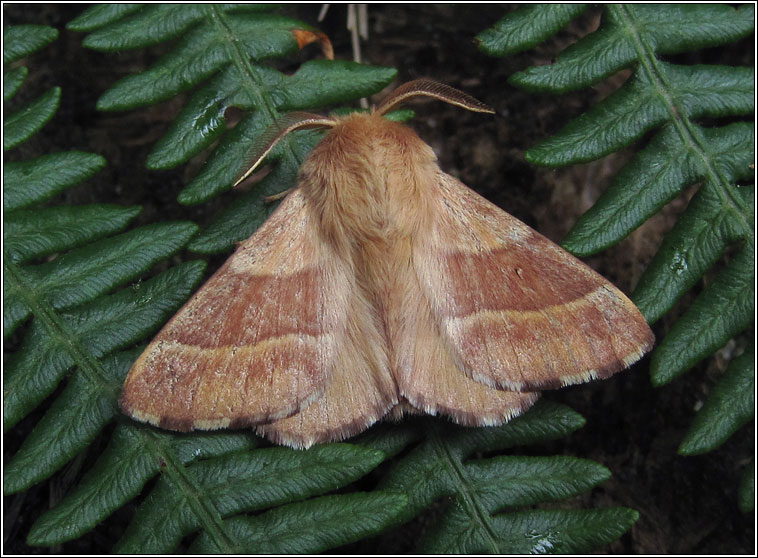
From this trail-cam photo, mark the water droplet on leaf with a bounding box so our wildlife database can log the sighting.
[670,251,688,275]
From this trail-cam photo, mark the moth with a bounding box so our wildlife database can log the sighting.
[121,79,654,449]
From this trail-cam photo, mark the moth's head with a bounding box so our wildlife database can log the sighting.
[233,79,494,188]
[314,111,432,168]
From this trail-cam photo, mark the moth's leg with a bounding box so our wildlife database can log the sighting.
[264,188,294,203]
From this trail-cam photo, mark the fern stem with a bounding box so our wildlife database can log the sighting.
[614,5,753,244]
[3,258,122,403]
[205,5,275,115]
[430,425,502,553]
[137,427,238,553]
[207,5,310,178]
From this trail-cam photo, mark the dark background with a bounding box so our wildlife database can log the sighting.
[3,4,754,554]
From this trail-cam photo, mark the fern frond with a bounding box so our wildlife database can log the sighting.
[371,401,637,553]
[189,492,409,554]
[71,4,397,253]
[504,4,753,93]
[28,436,393,554]
[3,24,203,504]
[113,444,389,553]
[26,425,255,546]
[477,2,754,475]
[4,223,199,341]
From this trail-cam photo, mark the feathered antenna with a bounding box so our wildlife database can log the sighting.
[233,112,337,188]
[375,78,495,116]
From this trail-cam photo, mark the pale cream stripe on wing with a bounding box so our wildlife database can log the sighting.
[127,332,334,429]
[129,333,334,380]
[441,284,645,388]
